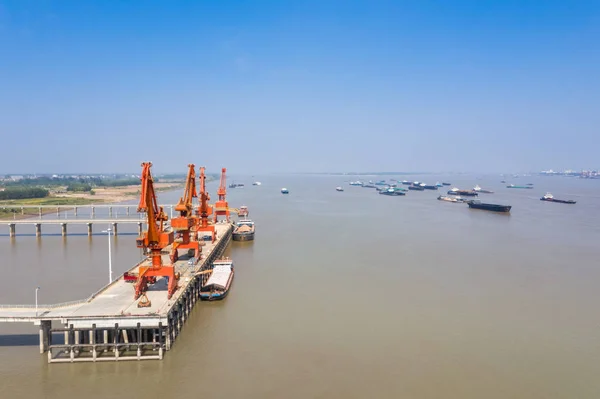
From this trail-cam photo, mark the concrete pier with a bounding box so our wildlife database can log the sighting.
[35,223,42,237]
[87,223,92,237]
[112,222,118,236]
[137,222,143,236]
[74,207,78,216]
[61,223,67,237]
[9,223,15,238]
[0,222,234,363]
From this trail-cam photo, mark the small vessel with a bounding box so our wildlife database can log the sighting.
[200,258,234,301]
[252,181,262,186]
[526,183,534,186]
[507,184,533,189]
[336,186,344,192]
[500,180,506,183]
[229,182,244,188]
[375,180,387,186]
[281,188,289,194]
[467,200,511,213]
[473,184,494,194]
[422,184,438,190]
[408,185,425,191]
[437,195,462,202]
[362,184,376,188]
[349,181,363,186]
[442,182,451,186]
[379,187,406,196]
[435,182,443,187]
[237,205,249,218]
[401,180,412,185]
[540,192,576,204]
[447,187,478,196]
[232,219,255,241]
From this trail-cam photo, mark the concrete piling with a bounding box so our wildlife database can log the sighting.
[87,223,92,237]
[9,223,15,238]
[61,223,67,237]
[35,223,42,237]
[112,222,118,236]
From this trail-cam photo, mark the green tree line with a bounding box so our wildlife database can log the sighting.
[0,187,49,200]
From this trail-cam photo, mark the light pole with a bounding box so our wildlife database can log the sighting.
[101,226,113,284]
[35,286,40,317]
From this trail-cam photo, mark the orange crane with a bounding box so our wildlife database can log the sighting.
[196,166,216,242]
[170,164,201,262]
[214,167,230,223]
[134,162,177,301]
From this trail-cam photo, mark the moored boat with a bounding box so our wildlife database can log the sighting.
[467,200,511,213]
[423,184,438,190]
[232,219,255,241]
[401,180,412,185]
[437,195,463,203]
[442,182,451,186]
[237,205,249,218]
[349,181,363,186]
[199,258,234,301]
[540,192,576,204]
[408,185,425,191]
[379,188,406,196]
[447,187,478,196]
[506,184,533,189]
[435,182,443,187]
[252,181,262,186]
[473,184,494,194]
[336,186,344,192]
[281,188,289,194]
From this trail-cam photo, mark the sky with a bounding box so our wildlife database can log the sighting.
[0,0,599,175]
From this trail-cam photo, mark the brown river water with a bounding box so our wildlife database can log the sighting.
[1,174,600,398]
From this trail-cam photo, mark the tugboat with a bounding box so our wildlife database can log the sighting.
[281,188,289,194]
[237,205,249,218]
[232,219,255,241]
[199,258,234,301]
[540,192,576,204]
[447,187,478,197]
[467,200,511,213]
[473,184,494,194]
[379,187,406,196]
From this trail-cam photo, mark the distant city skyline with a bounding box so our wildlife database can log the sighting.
[1,1,599,174]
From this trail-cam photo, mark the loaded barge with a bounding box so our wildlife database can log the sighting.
[467,200,511,213]
[540,193,576,204]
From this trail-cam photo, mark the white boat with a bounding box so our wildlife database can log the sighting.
[336,186,344,192]
[281,188,289,194]
[349,181,363,186]
[473,184,494,194]
[252,181,262,186]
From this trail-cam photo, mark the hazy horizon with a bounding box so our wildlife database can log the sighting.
[1,1,599,174]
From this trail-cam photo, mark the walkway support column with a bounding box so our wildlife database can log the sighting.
[112,222,118,236]
[137,222,143,236]
[39,320,51,354]
[126,206,130,216]
[35,223,42,237]
[87,223,93,237]
[74,207,78,216]
[109,207,112,217]
[91,206,95,218]
[9,223,15,238]
[61,223,67,237]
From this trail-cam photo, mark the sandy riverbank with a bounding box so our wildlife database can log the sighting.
[52,182,182,203]
[0,183,183,220]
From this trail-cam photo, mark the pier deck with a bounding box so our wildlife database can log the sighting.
[0,222,234,362]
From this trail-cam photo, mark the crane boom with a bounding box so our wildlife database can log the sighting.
[174,164,197,216]
[134,162,177,302]
[214,167,230,222]
[170,164,201,262]
[197,166,215,241]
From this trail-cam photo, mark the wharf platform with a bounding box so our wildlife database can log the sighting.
[0,222,234,363]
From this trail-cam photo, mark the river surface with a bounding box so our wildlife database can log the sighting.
[1,174,600,398]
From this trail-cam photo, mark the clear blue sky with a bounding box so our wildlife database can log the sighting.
[1,0,598,174]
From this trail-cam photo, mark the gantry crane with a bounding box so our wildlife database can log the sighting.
[196,166,216,242]
[170,164,202,263]
[134,162,177,301]
[214,167,230,223]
